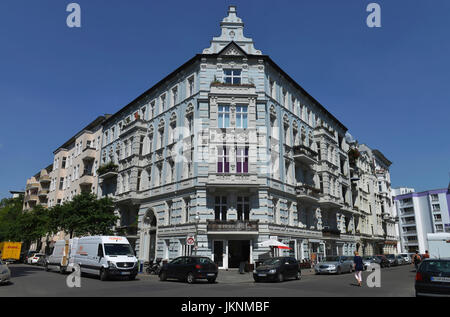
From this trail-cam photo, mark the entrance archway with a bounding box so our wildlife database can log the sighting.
[143,208,157,261]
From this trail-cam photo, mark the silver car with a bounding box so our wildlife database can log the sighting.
[362,256,377,270]
[0,260,11,285]
[396,255,405,265]
[400,253,411,264]
[315,256,354,275]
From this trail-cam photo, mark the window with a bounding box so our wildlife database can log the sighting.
[172,86,178,107]
[218,105,230,128]
[237,196,250,221]
[61,157,67,169]
[224,69,241,84]
[169,160,175,183]
[150,101,155,118]
[215,196,227,220]
[188,76,195,97]
[137,170,142,191]
[431,194,439,202]
[432,204,441,212]
[236,147,249,174]
[147,166,152,189]
[269,80,275,98]
[59,178,64,190]
[139,136,144,156]
[217,147,229,173]
[235,106,248,128]
[160,94,166,113]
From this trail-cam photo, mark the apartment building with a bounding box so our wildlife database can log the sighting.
[94,6,396,268]
[348,143,397,255]
[393,185,450,253]
[47,116,108,208]
[23,165,53,211]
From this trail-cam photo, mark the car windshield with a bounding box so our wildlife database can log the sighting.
[324,256,339,262]
[386,255,395,259]
[262,258,282,266]
[363,256,373,260]
[421,261,450,274]
[104,244,134,256]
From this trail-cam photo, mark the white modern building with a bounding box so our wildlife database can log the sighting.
[393,185,450,253]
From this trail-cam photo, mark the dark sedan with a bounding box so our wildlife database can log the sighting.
[159,256,218,284]
[415,258,450,297]
[253,257,301,282]
[375,255,391,268]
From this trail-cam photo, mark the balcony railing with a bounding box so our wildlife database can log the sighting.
[82,147,97,161]
[207,220,259,232]
[295,184,321,202]
[26,183,39,190]
[39,175,51,183]
[293,145,318,166]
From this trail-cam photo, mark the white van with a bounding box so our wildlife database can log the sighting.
[427,233,450,259]
[46,239,74,273]
[70,236,138,281]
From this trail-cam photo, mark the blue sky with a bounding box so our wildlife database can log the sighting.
[0,0,449,199]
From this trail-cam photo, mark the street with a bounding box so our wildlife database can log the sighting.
[0,264,416,297]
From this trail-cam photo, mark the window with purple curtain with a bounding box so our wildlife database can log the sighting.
[236,147,249,174]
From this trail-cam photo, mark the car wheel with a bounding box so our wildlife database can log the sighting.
[337,267,342,275]
[277,273,284,282]
[295,271,301,280]
[186,272,196,284]
[159,271,167,281]
[100,268,108,281]
[59,266,66,274]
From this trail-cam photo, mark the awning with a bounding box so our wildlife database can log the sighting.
[258,239,291,250]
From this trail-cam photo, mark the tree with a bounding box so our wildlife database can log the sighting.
[0,196,24,241]
[52,192,118,238]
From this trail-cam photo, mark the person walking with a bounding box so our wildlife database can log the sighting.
[423,250,430,259]
[353,251,364,287]
[412,251,422,271]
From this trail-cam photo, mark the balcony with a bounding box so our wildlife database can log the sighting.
[295,183,321,203]
[98,163,119,181]
[82,147,97,161]
[206,173,259,189]
[38,189,49,197]
[25,194,38,202]
[39,175,51,184]
[319,195,343,209]
[207,220,259,233]
[115,225,138,238]
[79,173,95,186]
[322,228,341,238]
[26,183,39,190]
[120,118,147,137]
[293,145,318,166]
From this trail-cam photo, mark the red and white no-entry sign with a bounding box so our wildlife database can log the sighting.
[187,235,195,246]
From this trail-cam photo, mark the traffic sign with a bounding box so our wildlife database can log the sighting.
[187,235,195,246]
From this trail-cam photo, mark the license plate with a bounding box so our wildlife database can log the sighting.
[258,274,267,277]
[431,276,450,283]
[121,272,130,275]
[207,273,215,277]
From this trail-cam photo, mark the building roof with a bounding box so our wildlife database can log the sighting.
[53,115,110,154]
[372,149,392,167]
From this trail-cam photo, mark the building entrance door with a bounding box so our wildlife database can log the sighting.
[213,241,224,268]
[228,240,250,269]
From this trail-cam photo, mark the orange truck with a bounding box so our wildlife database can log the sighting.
[0,242,22,262]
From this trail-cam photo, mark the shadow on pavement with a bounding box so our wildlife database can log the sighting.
[8,265,44,278]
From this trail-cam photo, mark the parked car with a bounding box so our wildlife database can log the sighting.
[28,253,45,265]
[159,256,218,284]
[400,253,411,264]
[386,254,399,266]
[253,257,301,282]
[415,258,450,297]
[23,251,38,264]
[0,259,11,285]
[314,256,354,275]
[374,255,391,268]
[362,256,377,270]
[396,255,405,265]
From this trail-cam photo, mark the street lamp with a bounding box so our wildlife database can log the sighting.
[194,215,200,255]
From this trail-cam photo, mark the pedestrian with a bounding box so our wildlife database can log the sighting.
[353,251,364,287]
[423,250,430,259]
[412,251,421,271]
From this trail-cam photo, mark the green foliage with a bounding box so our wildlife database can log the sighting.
[0,192,119,243]
[96,162,118,176]
[50,192,118,238]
